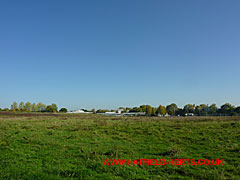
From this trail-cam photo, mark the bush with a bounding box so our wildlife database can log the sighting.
[59,108,68,113]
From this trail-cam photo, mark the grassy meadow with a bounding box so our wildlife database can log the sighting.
[0,112,239,179]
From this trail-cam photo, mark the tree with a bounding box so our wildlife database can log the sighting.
[157,105,166,116]
[183,104,195,114]
[125,107,131,112]
[209,104,217,115]
[146,105,152,116]
[129,107,141,112]
[24,102,32,111]
[151,107,157,116]
[96,109,109,113]
[59,108,68,113]
[176,108,184,116]
[220,103,234,115]
[199,104,208,116]
[194,105,201,116]
[166,103,178,116]
[32,103,38,112]
[91,108,95,113]
[51,104,58,112]
[11,101,18,110]
[19,102,25,110]
[46,105,54,112]
[235,106,240,114]
[140,105,147,112]
[37,102,46,112]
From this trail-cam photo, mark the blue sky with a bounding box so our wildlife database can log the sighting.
[0,0,240,110]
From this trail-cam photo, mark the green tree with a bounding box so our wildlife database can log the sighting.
[235,106,240,114]
[125,107,131,112]
[130,107,141,112]
[166,103,178,116]
[220,103,234,115]
[11,101,18,110]
[32,103,38,112]
[51,104,58,112]
[19,102,25,110]
[151,107,157,116]
[176,108,184,116]
[157,105,166,116]
[209,104,217,115]
[37,102,46,112]
[46,105,54,112]
[183,104,195,114]
[59,108,68,113]
[194,105,201,116]
[96,109,109,113]
[24,102,32,111]
[199,104,208,116]
[146,105,152,116]
[140,105,147,112]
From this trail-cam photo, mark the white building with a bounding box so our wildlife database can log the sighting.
[67,109,92,114]
[116,109,123,114]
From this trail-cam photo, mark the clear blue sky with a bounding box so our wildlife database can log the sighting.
[1,0,240,110]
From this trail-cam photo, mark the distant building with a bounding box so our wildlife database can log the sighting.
[137,112,146,116]
[157,113,170,117]
[98,111,121,116]
[67,109,92,114]
[105,112,116,114]
[122,113,136,116]
[165,113,170,117]
[185,113,194,116]
[116,109,123,114]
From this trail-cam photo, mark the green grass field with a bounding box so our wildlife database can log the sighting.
[0,112,239,179]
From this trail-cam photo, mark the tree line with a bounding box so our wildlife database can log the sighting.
[97,103,240,116]
[1,102,240,116]
[0,102,67,113]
